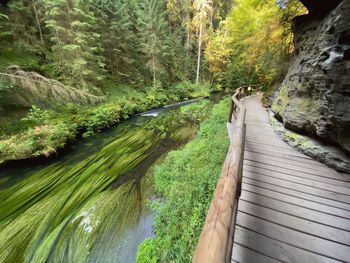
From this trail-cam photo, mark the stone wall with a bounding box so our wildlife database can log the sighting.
[272,0,350,155]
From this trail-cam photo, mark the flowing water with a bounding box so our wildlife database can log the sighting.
[0,99,212,263]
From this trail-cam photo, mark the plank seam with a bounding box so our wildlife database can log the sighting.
[243,170,350,197]
[237,207,350,246]
[235,225,347,262]
[242,180,350,215]
[239,194,350,233]
[244,158,350,182]
[244,162,350,187]
[232,242,284,263]
[242,176,350,208]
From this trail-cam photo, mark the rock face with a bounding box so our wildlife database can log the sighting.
[272,0,350,155]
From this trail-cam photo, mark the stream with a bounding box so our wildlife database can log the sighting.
[0,98,216,263]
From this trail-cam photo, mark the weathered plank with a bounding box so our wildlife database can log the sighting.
[238,199,350,245]
[240,191,350,231]
[243,165,350,194]
[231,243,281,263]
[242,182,350,218]
[234,226,340,263]
[243,160,350,187]
[245,151,348,175]
[243,171,350,204]
[242,177,350,211]
[236,213,350,262]
[244,146,316,163]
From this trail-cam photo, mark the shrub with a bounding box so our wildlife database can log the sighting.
[21,105,51,125]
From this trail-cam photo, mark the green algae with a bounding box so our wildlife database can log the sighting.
[0,100,212,263]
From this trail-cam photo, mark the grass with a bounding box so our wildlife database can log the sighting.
[136,98,231,262]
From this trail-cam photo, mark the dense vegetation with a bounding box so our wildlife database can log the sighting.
[0,0,307,261]
[137,98,231,262]
[0,0,232,162]
[0,0,304,163]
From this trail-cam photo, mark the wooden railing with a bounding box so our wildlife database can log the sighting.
[193,84,261,263]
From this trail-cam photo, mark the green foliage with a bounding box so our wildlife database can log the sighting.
[205,0,305,86]
[43,0,106,90]
[172,81,211,100]
[172,81,196,99]
[137,98,231,262]
[0,48,40,71]
[81,104,121,136]
[137,238,158,263]
[21,105,51,125]
[0,82,213,162]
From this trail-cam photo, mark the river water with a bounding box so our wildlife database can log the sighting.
[0,99,212,263]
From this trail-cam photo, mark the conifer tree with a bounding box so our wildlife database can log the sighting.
[6,0,45,51]
[137,0,170,87]
[94,0,141,84]
[0,11,12,43]
[44,0,105,91]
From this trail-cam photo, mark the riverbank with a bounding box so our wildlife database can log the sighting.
[0,81,219,165]
[137,98,231,262]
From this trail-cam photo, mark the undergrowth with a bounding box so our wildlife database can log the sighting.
[136,98,231,262]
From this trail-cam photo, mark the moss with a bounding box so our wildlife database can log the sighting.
[271,84,321,128]
[271,85,288,116]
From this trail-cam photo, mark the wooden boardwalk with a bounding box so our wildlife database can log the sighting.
[231,95,350,263]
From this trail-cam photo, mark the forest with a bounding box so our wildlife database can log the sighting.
[0,0,303,163]
[3,0,338,262]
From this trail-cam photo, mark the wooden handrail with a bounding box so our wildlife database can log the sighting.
[193,84,261,263]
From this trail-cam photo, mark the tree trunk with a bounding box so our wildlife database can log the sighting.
[196,22,203,84]
[186,13,191,58]
[152,53,156,87]
[32,0,44,47]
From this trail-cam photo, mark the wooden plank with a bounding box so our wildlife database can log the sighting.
[245,150,327,169]
[245,140,296,152]
[244,160,350,188]
[238,200,350,245]
[244,165,350,194]
[242,176,350,211]
[245,144,319,163]
[231,243,281,263]
[236,213,350,262]
[243,177,350,211]
[245,139,289,147]
[245,132,288,139]
[244,156,350,182]
[240,191,350,231]
[246,142,312,158]
[234,226,340,263]
[245,151,345,173]
[242,182,350,219]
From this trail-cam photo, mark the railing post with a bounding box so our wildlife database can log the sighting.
[228,101,234,123]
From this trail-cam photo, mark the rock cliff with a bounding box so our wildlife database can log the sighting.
[272,0,350,155]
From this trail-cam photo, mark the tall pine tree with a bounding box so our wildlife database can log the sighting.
[44,0,105,91]
[137,0,170,87]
